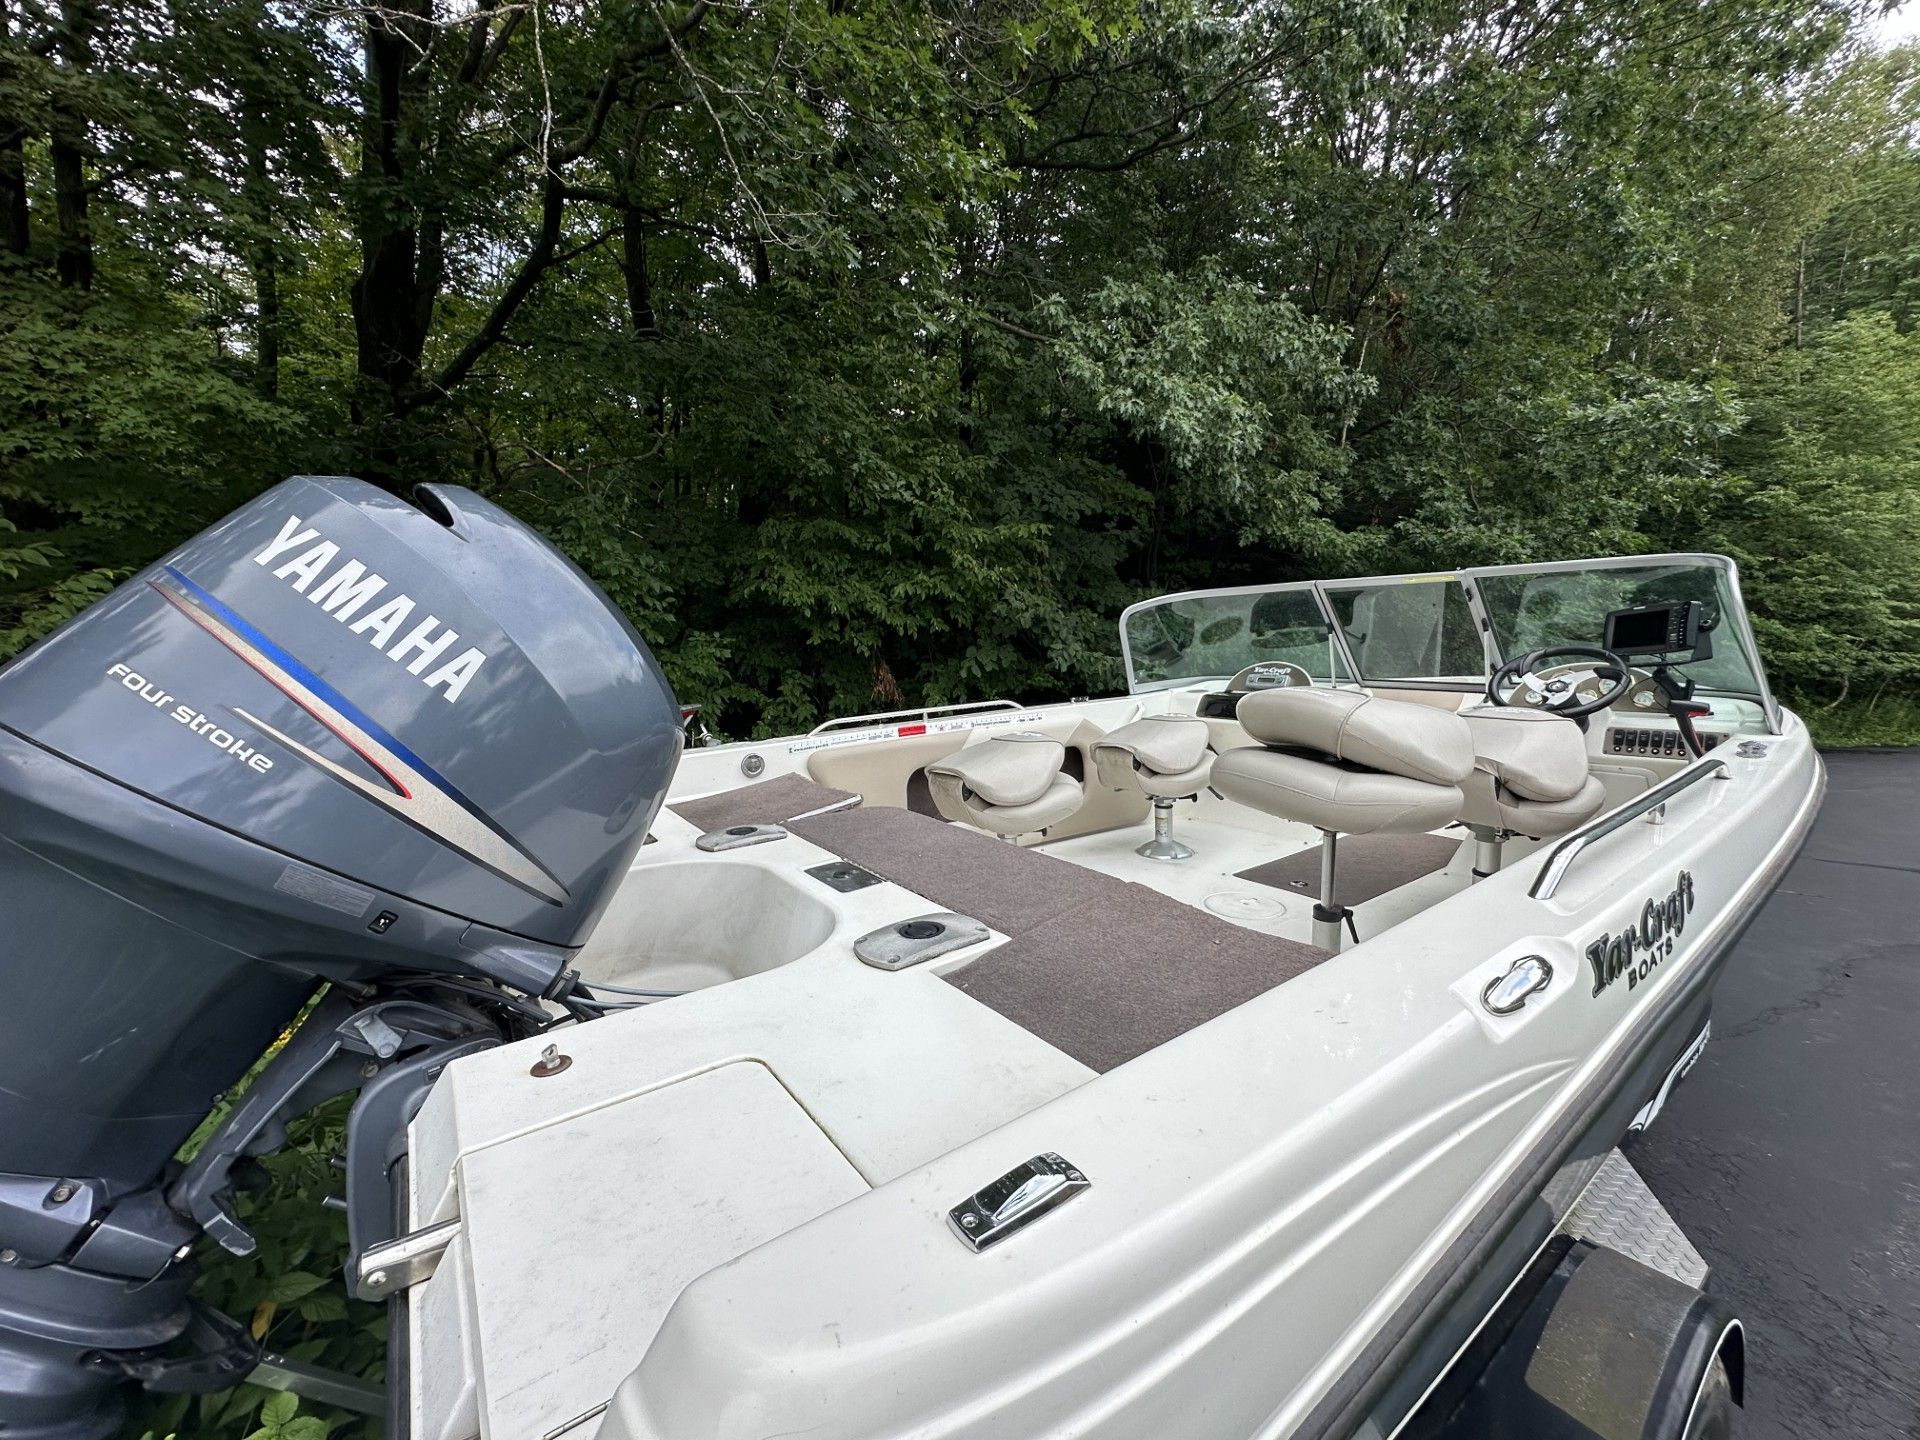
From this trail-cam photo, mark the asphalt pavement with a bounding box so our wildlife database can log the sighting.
[1628,749,1920,1439]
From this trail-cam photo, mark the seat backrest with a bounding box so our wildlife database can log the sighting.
[924,733,1066,809]
[1236,688,1473,786]
[1457,704,1591,803]
[1089,714,1211,789]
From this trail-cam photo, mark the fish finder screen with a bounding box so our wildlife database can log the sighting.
[1604,601,1701,656]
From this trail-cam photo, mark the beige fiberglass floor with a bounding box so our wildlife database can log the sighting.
[1040,796,1525,949]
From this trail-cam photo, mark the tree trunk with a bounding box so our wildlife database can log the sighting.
[49,0,99,289]
[251,240,281,397]
[1792,236,1805,351]
[0,130,25,258]
[243,127,279,397]
[350,0,433,412]
[347,0,708,429]
[954,216,977,450]
[0,0,27,256]
[621,205,657,336]
[0,130,23,255]
[618,204,671,468]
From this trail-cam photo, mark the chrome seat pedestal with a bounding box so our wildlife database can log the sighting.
[1139,798,1194,862]
[1468,823,1507,881]
[1311,829,1356,952]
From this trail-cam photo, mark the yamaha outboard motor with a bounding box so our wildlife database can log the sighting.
[0,477,682,1436]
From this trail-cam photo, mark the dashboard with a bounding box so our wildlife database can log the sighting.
[1509,661,1670,714]
[1196,661,1316,719]
[1603,724,1729,759]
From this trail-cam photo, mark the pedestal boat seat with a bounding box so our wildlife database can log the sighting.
[1209,689,1475,949]
[1091,715,1214,861]
[1455,704,1608,877]
[925,732,1083,841]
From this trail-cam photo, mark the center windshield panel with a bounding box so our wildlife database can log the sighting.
[1122,586,1349,690]
[1320,577,1485,684]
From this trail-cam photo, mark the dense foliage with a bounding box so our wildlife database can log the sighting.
[4,0,1917,739]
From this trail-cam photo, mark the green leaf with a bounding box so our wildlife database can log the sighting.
[267,1271,329,1304]
[259,1390,298,1428]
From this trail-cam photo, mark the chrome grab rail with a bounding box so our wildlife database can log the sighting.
[1530,757,1729,901]
[808,699,1020,735]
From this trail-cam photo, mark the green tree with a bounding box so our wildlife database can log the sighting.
[1795,46,1920,335]
[1707,310,1920,705]
[1,0,1912,729]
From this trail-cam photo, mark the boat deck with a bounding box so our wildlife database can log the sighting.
[625,776,1531,1072]
[421,707,1818,1440]
[1040,801,1485,949]
[661,769,1509,950]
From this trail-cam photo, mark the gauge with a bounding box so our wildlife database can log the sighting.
[1633,690,1659,709]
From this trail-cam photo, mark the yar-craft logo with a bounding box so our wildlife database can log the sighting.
[1585,870,1695,997]
[1246,663,1305,688]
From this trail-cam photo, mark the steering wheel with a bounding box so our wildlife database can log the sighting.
[1486,644,1633,719]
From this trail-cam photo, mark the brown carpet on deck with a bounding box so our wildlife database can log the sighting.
[669,775,858,833]
[1234,832,1460,908]
[789,805,1128,934]
[790,806,1331,1072]
[944,885,1332,1072]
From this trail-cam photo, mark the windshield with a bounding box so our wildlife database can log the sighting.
[1473,560,1768,699]
[1121,586,1352,690]
[1119,556,1775,719]
[1320,577,1485,683]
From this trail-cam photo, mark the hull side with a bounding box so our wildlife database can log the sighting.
[586,723,1822,1440]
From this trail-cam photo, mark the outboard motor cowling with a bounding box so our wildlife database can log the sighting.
[0,477,682,1436]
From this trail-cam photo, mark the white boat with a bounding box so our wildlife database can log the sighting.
[389,552,1822,1440]
[0,479,1817,1437]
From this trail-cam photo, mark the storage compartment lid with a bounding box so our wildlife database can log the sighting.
[457,1060,869,1438]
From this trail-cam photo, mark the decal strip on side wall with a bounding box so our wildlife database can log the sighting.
[151,565,569,905]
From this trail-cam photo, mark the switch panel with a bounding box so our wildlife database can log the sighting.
[1604,727,1726,758]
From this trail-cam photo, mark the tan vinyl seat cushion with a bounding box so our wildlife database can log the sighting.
[1456,704,1607,837]
[1460,771,1607,837]
[1236,688,1474,787]
[1091,715,1213,800]
[925,733,1084,836]
[1213,689,1473,835]
[1211,749,1464,835]
[926,733,1065,808]
[1458,705,1590,802]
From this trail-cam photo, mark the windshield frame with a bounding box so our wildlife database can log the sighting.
[1117,553,1780,732]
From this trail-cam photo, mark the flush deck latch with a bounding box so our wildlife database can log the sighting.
[948,1153,1089,1251]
